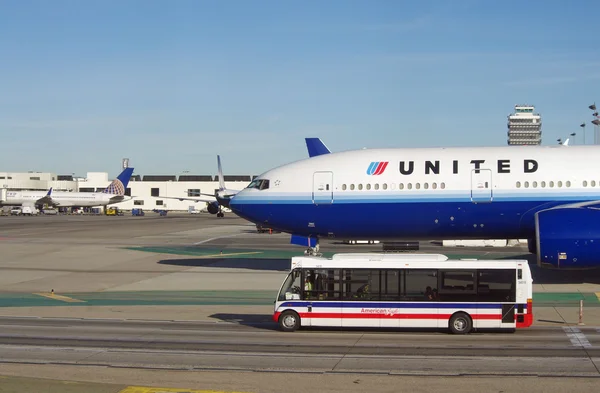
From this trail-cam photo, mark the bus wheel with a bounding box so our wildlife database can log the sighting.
[279,310,300,332]
[449,312,472,334]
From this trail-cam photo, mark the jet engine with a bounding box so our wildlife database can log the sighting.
[535,206,600,269]
[206,201,220,215]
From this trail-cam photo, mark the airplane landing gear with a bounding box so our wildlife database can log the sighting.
[217,212,224,218]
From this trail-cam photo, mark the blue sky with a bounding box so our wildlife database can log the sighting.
[1,0,599,178]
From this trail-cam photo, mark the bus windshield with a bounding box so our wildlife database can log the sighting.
[278,269,301,301]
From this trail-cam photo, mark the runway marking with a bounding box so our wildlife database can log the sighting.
[193,233,245,245]
[33,293,86,303]
[119,386,249,393]
[563,326,592,348]
[194,251,264,258]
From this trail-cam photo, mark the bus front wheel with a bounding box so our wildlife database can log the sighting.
[279,310,301,332]
[449,312,472,334]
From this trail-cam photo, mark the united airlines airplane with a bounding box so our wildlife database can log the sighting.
[1,167,134,208]
[229,145,600,269]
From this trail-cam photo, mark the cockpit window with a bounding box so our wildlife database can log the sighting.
[247,179,270,190]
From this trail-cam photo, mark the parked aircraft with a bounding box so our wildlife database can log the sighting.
[1,168,134,208]
[163,138,332,217]
[229,144,600,269]
[160,155,237,217]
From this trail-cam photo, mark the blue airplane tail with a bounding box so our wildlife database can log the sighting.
[305,138,331,157]
[102,167,134,195]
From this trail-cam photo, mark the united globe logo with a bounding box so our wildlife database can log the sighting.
[103,179,125,195]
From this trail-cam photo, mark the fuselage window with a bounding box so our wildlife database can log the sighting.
[532,181,538,188]
[389,183,395,190]
[374,183,380,190]
[350,184,355,190]
[399,183,404,190]
[358,184,363,190]
[407,183,412,190]
[566,180,571,187]
[366,183,371,190]
[541,181,546,188]
[432,182,437,189]
[342,184,347,191]
[440,182,446,189]
[524,181,529,188]
[592,181,597,187]
[549,181,554,188]
[516,181,521,188]
[583,180,588,187]
[415,183,421,189]
[424,183,429,189]
[558,181,563,188]
[383,183,388,190]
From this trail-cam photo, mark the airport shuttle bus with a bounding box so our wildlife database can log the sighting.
[274,253,533,334]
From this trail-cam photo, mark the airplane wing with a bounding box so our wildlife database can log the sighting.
[305,138,331,157]
[158,195,217,203]
[109,195,133,204]
[35,188,55,206]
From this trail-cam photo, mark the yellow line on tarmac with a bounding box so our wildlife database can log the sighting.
[34,293,86,303]
[119,386,249,393]
[596,292,600,301]
[197,251,263,258]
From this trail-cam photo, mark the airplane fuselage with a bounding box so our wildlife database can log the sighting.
[2,191,117,207]
[230,145,600,268]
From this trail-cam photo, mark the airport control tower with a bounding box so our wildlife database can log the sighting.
[507,105,542,145]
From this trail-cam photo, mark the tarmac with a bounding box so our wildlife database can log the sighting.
[0,213,600,325]
[2,212,600,392]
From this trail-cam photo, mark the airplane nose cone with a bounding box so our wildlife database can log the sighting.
[229,197,243,215]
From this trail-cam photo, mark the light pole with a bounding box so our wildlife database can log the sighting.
[570,132,576,145]
[589,103,599,144]
[580,123,586,145]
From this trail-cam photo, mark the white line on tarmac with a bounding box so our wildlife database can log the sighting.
[193,233,246,245]
[563,326,592,348]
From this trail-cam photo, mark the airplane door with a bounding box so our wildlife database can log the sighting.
[313,171,333,205]
[470,169,493,203]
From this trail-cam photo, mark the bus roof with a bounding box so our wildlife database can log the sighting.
[290,253,529,270]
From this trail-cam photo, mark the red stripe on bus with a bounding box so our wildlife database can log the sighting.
[296,313,502,320]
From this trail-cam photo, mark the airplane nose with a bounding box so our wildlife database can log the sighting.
[229,198,242,213]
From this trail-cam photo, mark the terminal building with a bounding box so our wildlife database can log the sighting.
[507,105,542,145]
[0,171,255,211]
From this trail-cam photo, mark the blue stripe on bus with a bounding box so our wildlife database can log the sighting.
[280,302,507,309]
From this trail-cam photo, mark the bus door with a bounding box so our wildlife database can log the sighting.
[312,172,333,205]
[305,269,341,327]
[476,269,517,329]
[470,168,493,203]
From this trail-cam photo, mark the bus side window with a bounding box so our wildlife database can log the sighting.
[478,269,515,302]
[438,270,476,302]
[342,269,376,300]
[403,269,437,301]
[312,269,341,300]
